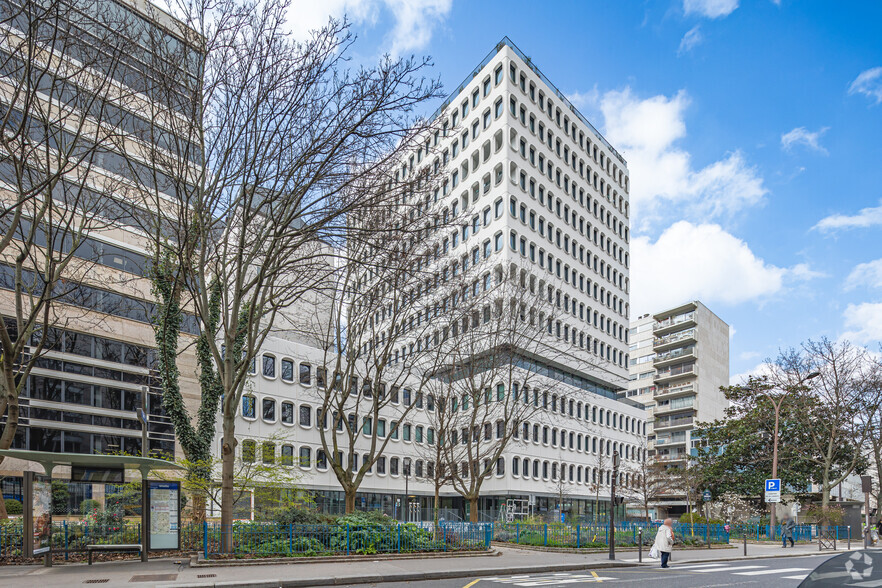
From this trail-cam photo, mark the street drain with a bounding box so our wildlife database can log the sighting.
[197,574,217,578]
[129,574,178,582]
[83,581,110,584]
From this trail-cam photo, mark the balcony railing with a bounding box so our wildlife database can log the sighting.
[655,346,696,363]
[656,397,695,413]
[654,328,696,348]
[654,312,695,331]
[655,415,694,429]
[655,382,695,397]
[656,363,696,379]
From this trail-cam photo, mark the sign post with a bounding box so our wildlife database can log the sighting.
[703,490,712,549]
[764,479,781,503]
[765,479,781,539]
[862,475,873,548]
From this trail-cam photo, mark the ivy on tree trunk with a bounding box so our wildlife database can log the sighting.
[151,251,223,521]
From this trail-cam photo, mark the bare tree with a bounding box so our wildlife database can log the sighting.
[771,339,881,513]
[624,436,667,522]
[0,0,150,518]
[137,0,440,543]
[308,157,447,514]
[428,264,578,522]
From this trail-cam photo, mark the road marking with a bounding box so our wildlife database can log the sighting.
[734,567,811,576]
[692,565,766,572]
[669,563,729,569]
[782,575,809,580]
[486,574,616,586]
[463,580,481,588]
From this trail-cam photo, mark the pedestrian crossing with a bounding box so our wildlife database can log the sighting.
[657,561,811,580]
[482,562,812,585]
[482,572,617,586]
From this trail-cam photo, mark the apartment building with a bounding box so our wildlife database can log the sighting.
[625,300,729,518]
[219,37,648,522]
[0,0,201,503]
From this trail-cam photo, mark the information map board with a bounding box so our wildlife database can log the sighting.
[148,481,180,550]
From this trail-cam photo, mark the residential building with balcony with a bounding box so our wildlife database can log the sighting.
[624,300,729,518]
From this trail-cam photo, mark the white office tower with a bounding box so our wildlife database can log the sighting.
[224,38,647,522]
[626,301,730,518]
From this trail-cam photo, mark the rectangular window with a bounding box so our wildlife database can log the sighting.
[281,359,294,382]
[262,398,275,421]
[242,396,255,418]
[281,402,293,424]
[262,355,275,378]
[299,405,312,427]
[299,363,311,385]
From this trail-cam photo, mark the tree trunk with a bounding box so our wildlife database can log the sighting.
[190,492,206,524]
[220,420,236,553]
[468,496,478,522]
[344,487,357,514]
[433,482,440,527]
[0,370,18,521]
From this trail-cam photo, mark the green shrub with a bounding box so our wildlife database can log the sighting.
[274,506,331,526]
[5,498,22,515]
[335,510,396,527]
[80,499,101,514]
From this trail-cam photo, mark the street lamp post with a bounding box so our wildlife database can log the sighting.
[761,371,820,534]
[403,458,412,521]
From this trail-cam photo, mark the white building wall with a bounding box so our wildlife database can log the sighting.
[213,38,648,518]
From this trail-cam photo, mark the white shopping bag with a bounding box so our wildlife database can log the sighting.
[649,546,659,559]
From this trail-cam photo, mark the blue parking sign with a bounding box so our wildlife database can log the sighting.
[766,479,781,492]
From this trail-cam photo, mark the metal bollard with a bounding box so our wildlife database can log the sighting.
[743,532,747,556]
[638,529,643,563]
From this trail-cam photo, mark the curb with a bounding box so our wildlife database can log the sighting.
[496,543,736,554]
[190,547,501,567]
[156,560,640,588]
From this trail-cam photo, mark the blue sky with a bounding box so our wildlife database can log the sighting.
[289,0,882,381]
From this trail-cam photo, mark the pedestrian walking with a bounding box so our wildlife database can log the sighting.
[653,518,675,568]
[782,515,796,548]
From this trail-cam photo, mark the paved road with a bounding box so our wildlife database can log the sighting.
[338,554,838,587]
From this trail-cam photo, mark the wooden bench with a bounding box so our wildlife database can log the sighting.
[86,544,142,564]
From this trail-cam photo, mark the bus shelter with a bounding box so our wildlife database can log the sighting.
[0,449,184,565]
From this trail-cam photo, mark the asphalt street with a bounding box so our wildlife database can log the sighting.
[336,554,839,587]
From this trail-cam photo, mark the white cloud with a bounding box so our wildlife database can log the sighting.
[629,221,786,314]
[841,302,882,344]
[285,0,451,55]
[384,0,452,56]
[844,258,882,291]
[848,67,882,105]
[566,87,600,111]
[678,25,703,55]
[683,0,739,19]
[814,201,882,232]
[600,87,766,228]
[780,126,829,155]
[730,361,772,386]
[788,263,827,280]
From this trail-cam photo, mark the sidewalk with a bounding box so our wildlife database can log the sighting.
[0,542,864,588]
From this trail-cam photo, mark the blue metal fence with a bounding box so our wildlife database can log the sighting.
[492,521,730,547]
[727,523,850,542]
